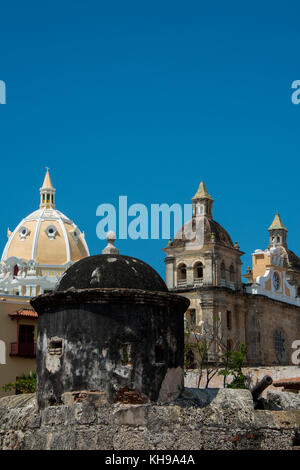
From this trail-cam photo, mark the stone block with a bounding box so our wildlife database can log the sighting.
[113,404,148,426]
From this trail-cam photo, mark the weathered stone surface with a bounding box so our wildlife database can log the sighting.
[0,388,299,450]
[113,404,149,426]
[267,391,300,410]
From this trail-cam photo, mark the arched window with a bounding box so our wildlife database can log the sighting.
[177,264,187,281]
[13,265,19,278]
[193,262,203,280]
[220,262,226,281]
[229,265,234,283]
[274,329,286,363]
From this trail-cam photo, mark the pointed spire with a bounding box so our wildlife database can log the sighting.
[268,213,288,248]
[192,181,213,201]
[192,181,214,219]
[41,167,54,190]
[268,213,288,232]
[40,168,56,209]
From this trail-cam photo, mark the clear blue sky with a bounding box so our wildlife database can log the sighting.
[0,1,300,279]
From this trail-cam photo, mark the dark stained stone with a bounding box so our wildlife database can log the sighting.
[56,254,168,293]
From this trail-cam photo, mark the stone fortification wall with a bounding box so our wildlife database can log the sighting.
[0,388,299,450]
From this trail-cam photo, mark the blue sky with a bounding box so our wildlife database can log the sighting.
[0,1,300,278]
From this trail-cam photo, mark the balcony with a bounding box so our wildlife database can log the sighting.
[10,342,36,358]
[177,279,187,287]
[193,277,203,287]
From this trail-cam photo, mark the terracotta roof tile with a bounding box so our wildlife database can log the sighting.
[9,308,38,319]
[273,377,300,386]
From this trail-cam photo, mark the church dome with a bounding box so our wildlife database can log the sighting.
[1,169,89,266]
[171,215,234,249]
[57,254,168,292]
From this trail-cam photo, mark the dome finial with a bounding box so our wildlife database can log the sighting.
[102,231,119,254]
[42,167,54,190]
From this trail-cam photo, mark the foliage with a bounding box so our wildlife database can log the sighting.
[2,371,36,394]
[218,343,248,389]
[184,315,248,389]
[184,315,228,388]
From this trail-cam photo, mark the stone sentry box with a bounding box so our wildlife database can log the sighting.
[31,253,189,409]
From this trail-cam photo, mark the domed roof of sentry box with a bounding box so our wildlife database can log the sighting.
[57,232,168,292]
[57,254,168,292]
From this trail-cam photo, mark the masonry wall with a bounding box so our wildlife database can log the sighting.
[178,286,300,366]
[0,388,299,450]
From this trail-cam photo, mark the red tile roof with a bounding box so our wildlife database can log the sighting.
[9,308,38,319]
[273,377,300,387]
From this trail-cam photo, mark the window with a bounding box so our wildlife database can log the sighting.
[226,339,233,352]
[229,265,234,283]
[274,329,286,363]
[13,265,19,278]
[177,264,187,281]
[71,229,79,243]
[121,344,131,366]
[220,262,226,280]
[0,340,5,365]
[193,262,203,279]
[226,310,232,330]
[190,309,196,327]
[18,325,35,357]
[45,225,57,240]
[48,337,63,356]
[18,226,29,241]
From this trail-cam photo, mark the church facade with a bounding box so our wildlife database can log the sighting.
[163,182,300,366]
[0,170,89,396]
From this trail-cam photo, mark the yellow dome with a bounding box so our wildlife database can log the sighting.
[1,171,89,267]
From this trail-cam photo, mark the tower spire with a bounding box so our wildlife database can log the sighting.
[268,213,288,248]
[40,168,56,208]
[192,181,214,218]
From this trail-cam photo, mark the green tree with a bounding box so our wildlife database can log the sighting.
[218,344,248,389]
